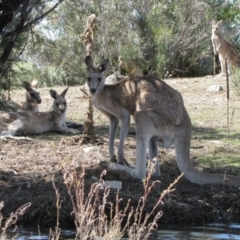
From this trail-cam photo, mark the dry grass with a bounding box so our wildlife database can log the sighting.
[0,201,31,239]
[61,165,183,240]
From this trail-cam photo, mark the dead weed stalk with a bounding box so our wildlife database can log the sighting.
[49,176,62,240]
[81,88,95,137]
[0,201,31,240]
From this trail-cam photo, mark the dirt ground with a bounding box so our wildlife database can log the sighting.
[0,75,240,231]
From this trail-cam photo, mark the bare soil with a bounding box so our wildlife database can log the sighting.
[1,76,240,230]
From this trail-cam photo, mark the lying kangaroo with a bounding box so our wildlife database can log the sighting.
[85,55,240,186]
[0,87,80,140]
[211,20,238,75]
[7,80,41,112]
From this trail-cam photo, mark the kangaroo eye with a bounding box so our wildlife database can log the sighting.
[98,78,102,82]
[87,77,91,82]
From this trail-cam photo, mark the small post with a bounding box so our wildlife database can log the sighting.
[225,58,229,139]
[213,55,216,76]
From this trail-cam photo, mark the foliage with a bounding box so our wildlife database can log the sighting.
[1,0,240,91]
[26,0,240,81]
[0,0,64,97]
[215,0,240,22]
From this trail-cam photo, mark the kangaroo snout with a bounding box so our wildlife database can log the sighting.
[90,88,96,95]
[59,105,66,113]
[37,99,42,104]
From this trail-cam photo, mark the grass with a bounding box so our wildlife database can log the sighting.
[4,76,240,176]
[190,126,240,176]
[231,68,240,96]
[175,75,240,177]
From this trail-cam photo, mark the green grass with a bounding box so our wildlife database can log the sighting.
[191,125,240,175]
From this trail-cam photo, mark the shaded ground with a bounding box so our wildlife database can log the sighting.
[0,76,240,231]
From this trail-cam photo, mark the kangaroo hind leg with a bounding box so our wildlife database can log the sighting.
[118,111,130,166]
[0,119,31,141]
[108,115,119,163]
[148,136,160,176]
[133,112,152,179]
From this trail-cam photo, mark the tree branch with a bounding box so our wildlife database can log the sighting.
[0,0,65,75]
[0,0,64,38]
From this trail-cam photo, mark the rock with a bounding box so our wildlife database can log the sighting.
[91,176,122,189]
[207,85,223,92]
[83,146,95,153]
[194,55,214,76]
[101,180,122,189]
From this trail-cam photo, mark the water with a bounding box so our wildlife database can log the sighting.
[152,223,240,240]
[5,223,240,240]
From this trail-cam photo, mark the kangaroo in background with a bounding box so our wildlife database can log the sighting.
[211,20,238,75]
[7,80,41,112]
[85,55,240,186]
[0,87,80,140]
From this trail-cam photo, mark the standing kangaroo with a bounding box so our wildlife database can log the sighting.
[211,20,238,75]
[0,87,80,140]
[7,80,41,112]
[85,55,240,186]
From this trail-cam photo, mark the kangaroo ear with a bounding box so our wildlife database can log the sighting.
[60,87,69,98]
[22,81,31,91]
[50,89,58,99]
[98,59,110,73]
[85,55,95,71]
[216,20,222,26]
[211,19,216,25]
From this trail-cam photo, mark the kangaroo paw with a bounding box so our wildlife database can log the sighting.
[123,159,130,166]
[118,158,130,166]
[110,156,117,163]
